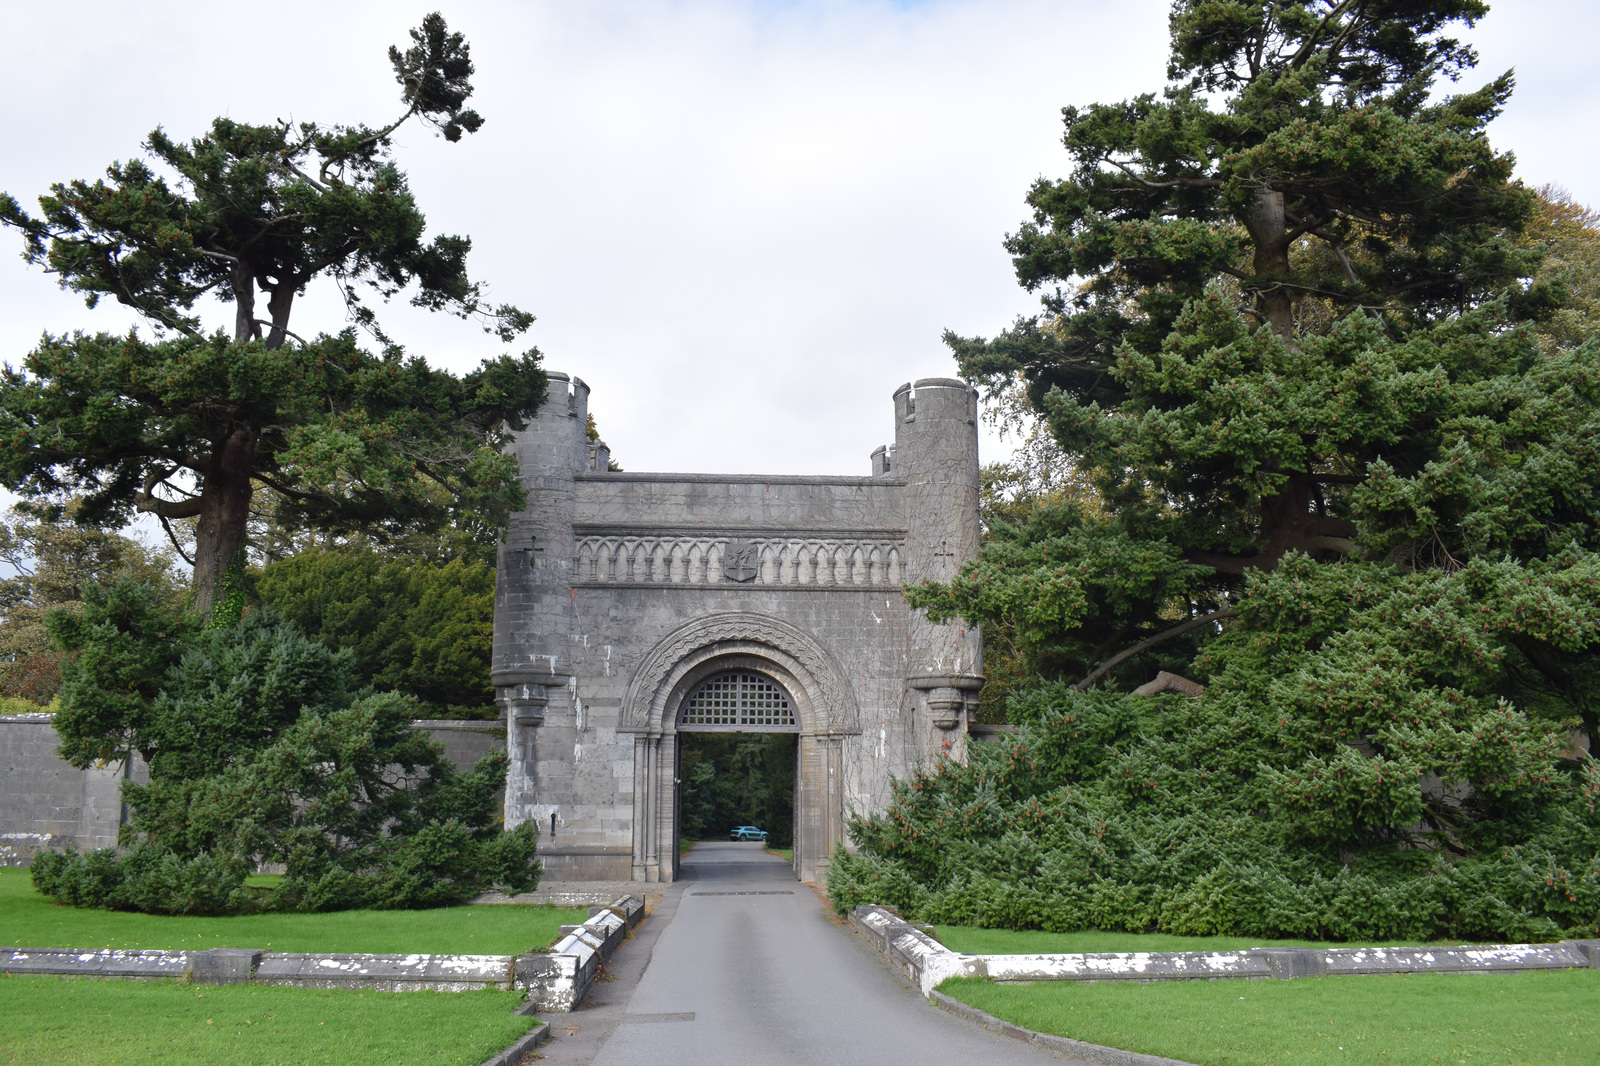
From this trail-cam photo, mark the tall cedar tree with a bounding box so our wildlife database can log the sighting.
[922,0,1580,686]
[0,14,545,613]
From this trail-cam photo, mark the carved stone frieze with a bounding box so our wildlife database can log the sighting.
[573,533,904,588]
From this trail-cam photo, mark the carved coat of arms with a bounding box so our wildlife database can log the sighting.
[722,538,760,582]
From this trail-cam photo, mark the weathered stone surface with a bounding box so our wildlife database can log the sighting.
[848,904,1599,997]
[253,952,515,992]
[0,946,193,980]
[190,948,263,984]
[1,716,148,863]
[495,375,984,883]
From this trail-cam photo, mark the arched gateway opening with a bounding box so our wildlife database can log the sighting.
[676,672,800,865]
[621,613,856,884]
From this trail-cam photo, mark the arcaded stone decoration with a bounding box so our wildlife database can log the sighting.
[573,533,904,587]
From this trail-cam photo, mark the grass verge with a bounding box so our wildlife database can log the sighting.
[0,868,584,954]
[766,847,793,864]
[0,974,534,1066]
[939,968,1600,1065]
[932,925,1449,955]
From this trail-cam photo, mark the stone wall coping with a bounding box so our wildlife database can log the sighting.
[409,719,506,731]
[576,471,904,487]
[848,905,1600,998]
[0,894,647,1012]
[0,713,55,722]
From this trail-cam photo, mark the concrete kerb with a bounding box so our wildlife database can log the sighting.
[0,894,646,1010]
[929,991,1197,1066]
[478,1022,551,1066]
[848,905,1600,997]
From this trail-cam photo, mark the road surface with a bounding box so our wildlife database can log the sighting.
[534,840,1077,1065]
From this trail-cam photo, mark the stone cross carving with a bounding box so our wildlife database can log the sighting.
[722,539,760,582]
[933,540,956,563]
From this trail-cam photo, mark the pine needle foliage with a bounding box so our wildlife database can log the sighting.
[846,1,1600,938]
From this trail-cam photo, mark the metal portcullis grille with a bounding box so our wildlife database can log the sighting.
[678,672,797,730]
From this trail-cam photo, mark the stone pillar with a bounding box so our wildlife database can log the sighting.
[895,378,984,757]
[495,372,590,832]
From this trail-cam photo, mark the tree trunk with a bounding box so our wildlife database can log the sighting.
[264,283,295,350]
[1244,185,1295,340]
[1184,473,1358,575]
[192,427,258,616]
[232,262,257,342]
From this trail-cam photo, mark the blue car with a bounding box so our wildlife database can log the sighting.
[730,825,768,841]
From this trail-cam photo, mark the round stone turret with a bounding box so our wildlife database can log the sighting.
[894,378,983,739]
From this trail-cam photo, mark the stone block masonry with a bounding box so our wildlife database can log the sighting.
[493,373,985,884]
[1,714,148,865]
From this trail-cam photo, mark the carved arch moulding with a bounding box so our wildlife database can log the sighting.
[621,612,862,737]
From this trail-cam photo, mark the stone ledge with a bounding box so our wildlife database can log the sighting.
[0,893,646,1012]
[254,952,516,992]
[848,905,1600,997]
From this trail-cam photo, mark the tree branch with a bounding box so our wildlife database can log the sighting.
[1073,608,1239,692]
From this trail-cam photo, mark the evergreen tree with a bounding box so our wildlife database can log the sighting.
[255,544,496,717]
[0,14,544,613]
[34,580,539,913]
[837,1,1600,939]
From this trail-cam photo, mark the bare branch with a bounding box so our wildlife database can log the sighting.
[1073,608,1240,692]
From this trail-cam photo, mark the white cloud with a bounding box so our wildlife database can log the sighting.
[1,0,1594,482]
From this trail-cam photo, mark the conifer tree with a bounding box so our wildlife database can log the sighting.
[0,14,544,613]
[836,2,1600,939]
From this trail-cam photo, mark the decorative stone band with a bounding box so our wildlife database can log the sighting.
[573,534,906,588]
[848,905,1600,999]
[0,895,647,1010]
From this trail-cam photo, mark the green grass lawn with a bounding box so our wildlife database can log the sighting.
[940,968,1600,1065]
[933,925,1449,955]
[0,974,534,1066]
[766,847,793,864]
[0,868,584,955]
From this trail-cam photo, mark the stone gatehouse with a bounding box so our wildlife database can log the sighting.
[493,373,983,883]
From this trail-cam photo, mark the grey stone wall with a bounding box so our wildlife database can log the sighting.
[2,718,507,865]
[493,374,983,884]
[412,719,507,774]
[1,715,146,865]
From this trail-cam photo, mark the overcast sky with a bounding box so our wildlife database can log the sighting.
[2,0,1595,482]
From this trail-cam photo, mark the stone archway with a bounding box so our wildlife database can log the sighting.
[621,613,858,883]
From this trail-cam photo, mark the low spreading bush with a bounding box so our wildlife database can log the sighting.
[32,579,540,914]
[831,558,1600,942]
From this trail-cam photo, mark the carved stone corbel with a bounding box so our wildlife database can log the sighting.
[907,674,985,730]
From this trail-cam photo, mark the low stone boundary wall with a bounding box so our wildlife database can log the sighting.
[848,904,1600,998]
[0,894,647,1012]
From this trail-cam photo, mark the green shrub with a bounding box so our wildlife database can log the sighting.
[34,578,539,914]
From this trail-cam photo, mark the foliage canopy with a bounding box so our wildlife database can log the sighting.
[852,1,1600,939]
[0,13,545,613]
[33,579,539,914]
